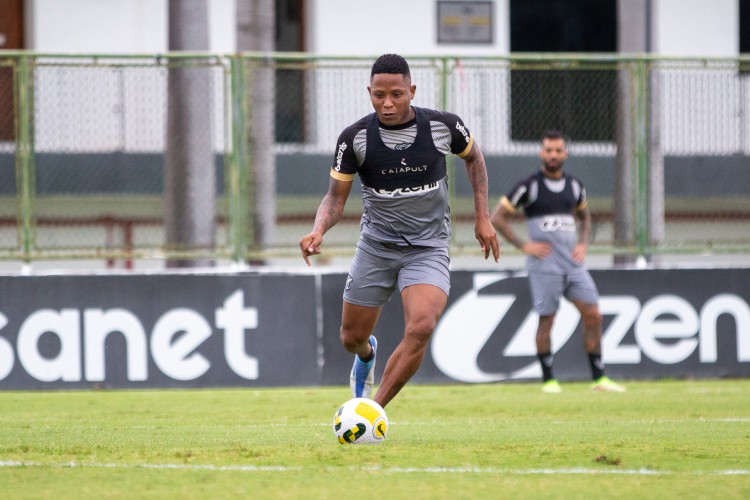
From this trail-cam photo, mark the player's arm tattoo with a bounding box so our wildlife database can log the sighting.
[463,143,491,216]
[313,177,351,235]
[464,142,500,261]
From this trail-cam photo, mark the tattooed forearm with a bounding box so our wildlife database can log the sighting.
[464,147,491,215]
[312,178,350,235]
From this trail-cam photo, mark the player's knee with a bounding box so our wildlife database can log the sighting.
[339,326,367,353]
[404,319,436,346]
[582,307,602,327]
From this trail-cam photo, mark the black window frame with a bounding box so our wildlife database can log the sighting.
[509,0,617,143]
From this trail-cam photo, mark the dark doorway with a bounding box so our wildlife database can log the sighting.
[275,0,306,143]
[510,0,616,52]
[509,0,617,142]
[741,0,750,54]
[0,0,24,142]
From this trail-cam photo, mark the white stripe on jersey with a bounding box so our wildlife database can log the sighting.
[571,179,581,200]
[369,181,440,198]
[353,121,453,165]
[509,184,527,207]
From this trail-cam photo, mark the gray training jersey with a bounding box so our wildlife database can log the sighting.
[503,170,588,274]
[330,106,474,247]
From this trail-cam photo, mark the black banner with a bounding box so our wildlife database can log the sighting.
[0,268,748,389]
[427,269,750,384]
[0,273,319,389]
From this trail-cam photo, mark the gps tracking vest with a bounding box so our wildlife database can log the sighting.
[359,106,446,191]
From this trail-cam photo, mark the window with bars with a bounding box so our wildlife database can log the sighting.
[509,0,617,142]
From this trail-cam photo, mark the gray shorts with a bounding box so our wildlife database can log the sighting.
[343,238,451,307]
[528,267,599,316]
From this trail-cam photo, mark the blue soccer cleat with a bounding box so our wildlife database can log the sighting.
[350,335,377,398]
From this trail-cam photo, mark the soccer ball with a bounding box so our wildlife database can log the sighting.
[333,397,388,445]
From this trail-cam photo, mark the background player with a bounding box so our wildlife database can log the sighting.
[491,130,624,393]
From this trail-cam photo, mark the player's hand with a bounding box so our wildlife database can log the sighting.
[475,218,501,262]
[299,232,323,266]
[522,241,552,259]
[572,243,588,263]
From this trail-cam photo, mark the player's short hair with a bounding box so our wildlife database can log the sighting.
[371,54,411,79]
[541,129,568,144]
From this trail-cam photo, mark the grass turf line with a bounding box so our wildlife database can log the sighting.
[1,380,749,498]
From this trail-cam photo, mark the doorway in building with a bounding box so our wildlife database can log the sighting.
[0,0,24,142]
[275,0,306,143]
[509,0,617,142]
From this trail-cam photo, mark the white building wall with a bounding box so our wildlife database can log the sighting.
[27,0,739,57]
[28,0,509,56]
[308,0,509,56]
[655,0,738,56]
[28,0,235,53]
[652,0,745,155]
[23,0,747,155]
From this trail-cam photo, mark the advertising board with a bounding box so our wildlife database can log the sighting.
[0,268,747,389]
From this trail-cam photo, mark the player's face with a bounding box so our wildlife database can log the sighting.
[368,73,416,126]
[539,138,568,176]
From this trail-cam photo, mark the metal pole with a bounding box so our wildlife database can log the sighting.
[646,2,665,261]
[440,57,457,246]
[614,60,635,264]
[15,55,35,265]
[647,61,665,259]
[229,55,249,264]
[635,59,649,259]
[614,0,648,265]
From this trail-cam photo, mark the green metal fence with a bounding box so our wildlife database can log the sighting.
[0,52,748,266]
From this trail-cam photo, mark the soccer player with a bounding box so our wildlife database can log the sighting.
[490,130,625,393]
[300,54,500,408]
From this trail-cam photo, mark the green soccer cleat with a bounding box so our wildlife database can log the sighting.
[542,379,562,393]
[591,376,626,392]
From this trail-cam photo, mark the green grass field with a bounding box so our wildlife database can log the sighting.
[2,380,749,499]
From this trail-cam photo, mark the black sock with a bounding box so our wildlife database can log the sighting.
[538,352,554,382]
[588,353,604,380]
[359,347,374,363]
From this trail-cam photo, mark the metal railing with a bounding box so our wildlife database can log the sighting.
[0,52,748,266]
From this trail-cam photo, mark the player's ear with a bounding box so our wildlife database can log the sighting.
[410,85,416,100]
[367,85,372,96]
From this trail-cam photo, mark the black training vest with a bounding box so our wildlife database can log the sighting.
[358,106,447,191]
[523,171,578,218]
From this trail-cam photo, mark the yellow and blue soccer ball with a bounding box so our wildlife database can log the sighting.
[333,397,388,445]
